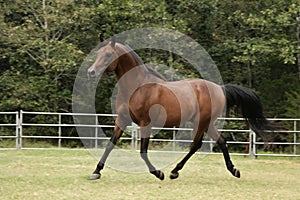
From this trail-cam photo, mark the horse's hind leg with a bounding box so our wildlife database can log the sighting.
[140,127,164,180]
[208,125,240,178]
[170,121,207,179]
[169,137,203,179]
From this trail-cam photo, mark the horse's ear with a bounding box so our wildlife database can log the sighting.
[111,36,116,48]
[99,33,104,42]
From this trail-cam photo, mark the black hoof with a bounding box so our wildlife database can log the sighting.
[151,170,165,180]
[232,168,241,178]
[169,172,179,179]
[157,170,165,180]
[90,173,101,180]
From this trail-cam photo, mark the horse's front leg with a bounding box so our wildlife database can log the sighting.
[140,127,164,180]
[90,124,124,180]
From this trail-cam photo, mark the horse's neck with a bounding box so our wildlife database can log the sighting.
[116,44,161,82]
[115,48,161,100]
[116,60,156,95]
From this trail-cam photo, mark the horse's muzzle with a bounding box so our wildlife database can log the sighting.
[88,69,96,79]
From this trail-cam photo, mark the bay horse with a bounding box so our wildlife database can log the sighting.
[88,36,271,180]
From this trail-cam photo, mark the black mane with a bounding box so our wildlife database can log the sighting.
[122,44,167,81]
[97,41,167,81]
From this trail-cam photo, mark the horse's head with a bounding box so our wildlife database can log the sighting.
[88,36,119,79]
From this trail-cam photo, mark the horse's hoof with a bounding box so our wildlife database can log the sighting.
[169,172,179,179]
[233,168,241,178]
[90,173,101,180]
[157,170,165,180]
[151,170,165,181]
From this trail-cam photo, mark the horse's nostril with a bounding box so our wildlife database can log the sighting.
[90,70,95,76]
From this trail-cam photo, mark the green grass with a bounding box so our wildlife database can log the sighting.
[0,150,299,200]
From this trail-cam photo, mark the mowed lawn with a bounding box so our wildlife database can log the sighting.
[0,150,299,200]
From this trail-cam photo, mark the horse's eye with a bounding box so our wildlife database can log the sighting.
[106,53,113,58]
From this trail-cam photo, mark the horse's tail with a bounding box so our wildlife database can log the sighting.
[223,84,273,140]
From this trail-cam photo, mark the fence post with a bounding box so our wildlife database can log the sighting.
[173,127,176,151]
[58,114,62,148]
[131,122,138,151]
[15,112,19,149]
[249,131,254,158]
[95,115,98,149]
[251,130,256,158]
[209,138,214,153]
[19,110,23,149]
[294,120,297,155]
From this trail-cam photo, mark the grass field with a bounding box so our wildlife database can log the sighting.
[0,150,299,200]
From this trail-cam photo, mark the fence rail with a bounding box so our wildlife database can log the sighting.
[0,111,299,157]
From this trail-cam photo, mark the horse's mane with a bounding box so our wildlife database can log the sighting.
[121,44,167,81]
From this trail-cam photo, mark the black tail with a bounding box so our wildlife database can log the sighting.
[223,84,272,140]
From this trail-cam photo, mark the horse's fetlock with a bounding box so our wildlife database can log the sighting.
[176,163,184,170]
[226,164,234,171]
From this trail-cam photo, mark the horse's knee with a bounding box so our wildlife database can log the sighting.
[115,119,130,131]
[217,136,226,146]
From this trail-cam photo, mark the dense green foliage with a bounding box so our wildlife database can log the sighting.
[0,0,299,118]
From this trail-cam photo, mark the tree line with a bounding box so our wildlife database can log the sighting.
[1,0,299,119]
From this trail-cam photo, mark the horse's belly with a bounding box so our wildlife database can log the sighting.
[134,82,198,127]
[128,79,222,128]
[160,98,197,127]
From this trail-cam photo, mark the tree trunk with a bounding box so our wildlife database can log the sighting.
[297,15,300,80]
